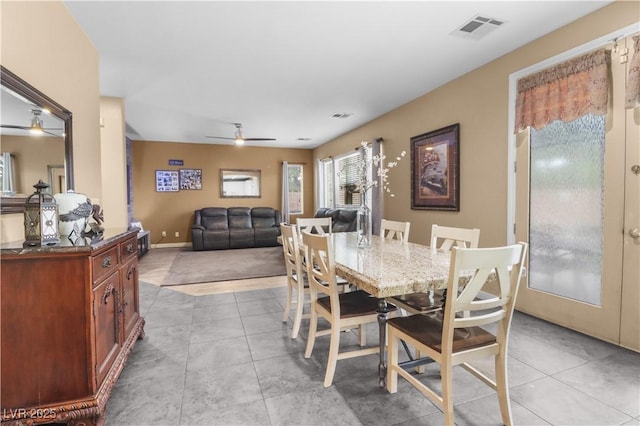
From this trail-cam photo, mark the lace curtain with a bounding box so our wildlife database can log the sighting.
[514,48,610,133]
[625,35,640,109]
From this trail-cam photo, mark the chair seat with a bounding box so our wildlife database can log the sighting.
[389,291,444,313]
[387,313,496,353]
[317,290,396,319]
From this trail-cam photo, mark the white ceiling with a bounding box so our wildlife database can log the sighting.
[64,1,612,149]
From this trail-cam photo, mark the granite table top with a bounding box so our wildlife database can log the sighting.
[331,232,453,298]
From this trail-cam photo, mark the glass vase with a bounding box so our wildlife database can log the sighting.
[357,200,372,248]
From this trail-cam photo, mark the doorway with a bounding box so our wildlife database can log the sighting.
[512,33,639,351]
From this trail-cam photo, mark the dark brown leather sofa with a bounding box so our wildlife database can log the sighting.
[191,207,281,250]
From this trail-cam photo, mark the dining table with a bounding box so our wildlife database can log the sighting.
[329,232,455,388]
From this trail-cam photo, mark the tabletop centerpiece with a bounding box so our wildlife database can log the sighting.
[352,141,406,247]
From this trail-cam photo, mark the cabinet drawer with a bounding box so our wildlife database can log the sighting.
[120,237,138,263]
[92,246,120,285]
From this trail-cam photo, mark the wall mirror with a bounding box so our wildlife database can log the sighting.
[220,169,261,198]
[0,65,73,213]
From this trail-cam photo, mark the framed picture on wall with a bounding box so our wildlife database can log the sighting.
[410,123,460,211]
[179,168,202,190]
[155,170,179,192]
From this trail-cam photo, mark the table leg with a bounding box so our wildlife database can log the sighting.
[377,298,390,388]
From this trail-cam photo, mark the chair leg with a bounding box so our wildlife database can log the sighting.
[414,348,425,374]
[358,324,366,347]
[324,324,341,387]
[291,288,304,339]
[304,307,318,358]
[495,353,513,426]
[386,332,398,393]
[441,361,455,426]
[282,284,292,323]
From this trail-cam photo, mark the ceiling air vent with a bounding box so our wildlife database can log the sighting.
[451,15,504,40]
[330,112,352,119]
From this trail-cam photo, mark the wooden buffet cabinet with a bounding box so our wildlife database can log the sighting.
[1,229,145,425]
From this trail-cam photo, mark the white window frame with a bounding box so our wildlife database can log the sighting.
[287,163,303,215]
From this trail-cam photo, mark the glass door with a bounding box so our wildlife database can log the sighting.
[514,35,639,350]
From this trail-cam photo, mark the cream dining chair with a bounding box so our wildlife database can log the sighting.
[302,231,396,387]
[388,224,480,315]
[380,219,411,242]
[280,223,309,339]
[296,217,332,235]
[386,242,527,426]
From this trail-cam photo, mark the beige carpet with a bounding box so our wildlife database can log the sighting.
[161,246,286,286]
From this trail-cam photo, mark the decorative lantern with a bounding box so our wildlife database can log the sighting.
[23,180,60,247]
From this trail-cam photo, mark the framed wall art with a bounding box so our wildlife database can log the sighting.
[180,168,202,190]
[155,170,179,192]
[410,123,460,211]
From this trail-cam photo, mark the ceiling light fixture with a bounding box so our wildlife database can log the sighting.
[29,110,44,135]
[234,124,245,145]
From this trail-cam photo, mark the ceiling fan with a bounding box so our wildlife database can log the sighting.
[206,123,275,145]
[1,109,62,136]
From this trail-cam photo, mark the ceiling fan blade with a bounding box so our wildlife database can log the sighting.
[205,136,236,140]
[243,138,276,141]
[1,124,29,130]
[1,124,62,137]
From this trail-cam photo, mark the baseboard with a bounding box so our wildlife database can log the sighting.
[152,242,191,249]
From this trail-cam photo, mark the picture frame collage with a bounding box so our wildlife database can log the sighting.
[155,169,202,192]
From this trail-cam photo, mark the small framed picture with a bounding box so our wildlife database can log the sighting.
[410,123,460,211]
[179,168,202,190]
[155,170,179,192]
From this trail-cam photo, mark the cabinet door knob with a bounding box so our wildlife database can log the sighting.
[102,256,112,268]
[629,228,640,240]
[126,243,134,254]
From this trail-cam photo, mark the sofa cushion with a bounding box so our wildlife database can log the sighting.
[252,207,278,228]
[255,227,279,247]
[334,209,357,232]
[228,207,252,229]
[202,230,230,250]
[229,228,254,248]
[314,208,357,232]
[200,207,229,230]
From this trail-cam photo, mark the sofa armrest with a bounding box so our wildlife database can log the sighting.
[191,226,205,251]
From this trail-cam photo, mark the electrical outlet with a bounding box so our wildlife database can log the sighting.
[161,231,167,237]
[175,231,180,238]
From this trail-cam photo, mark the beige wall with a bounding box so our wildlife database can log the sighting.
[132,140,313,244]
[100,97,128,228]
[0,0,100,242]
[1,136,65,195]
[313,1,638,247]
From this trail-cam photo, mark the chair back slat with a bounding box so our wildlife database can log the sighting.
[297,217,332,235]
[280,223,303,280]
[302,231,339,299]
[380,219,411,242]
[454,310,505,328]
[442,243,527,346]
[431,224,480,251]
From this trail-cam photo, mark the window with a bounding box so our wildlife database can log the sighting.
[318,158,334,208]
[287,164,303,215]
[334,151,366,208]
[0,152,15,195]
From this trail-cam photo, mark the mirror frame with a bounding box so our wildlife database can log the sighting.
[1,65,74,213]
[220,169,261,198]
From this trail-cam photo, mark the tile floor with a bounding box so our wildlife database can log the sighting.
[105,249,640,426]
